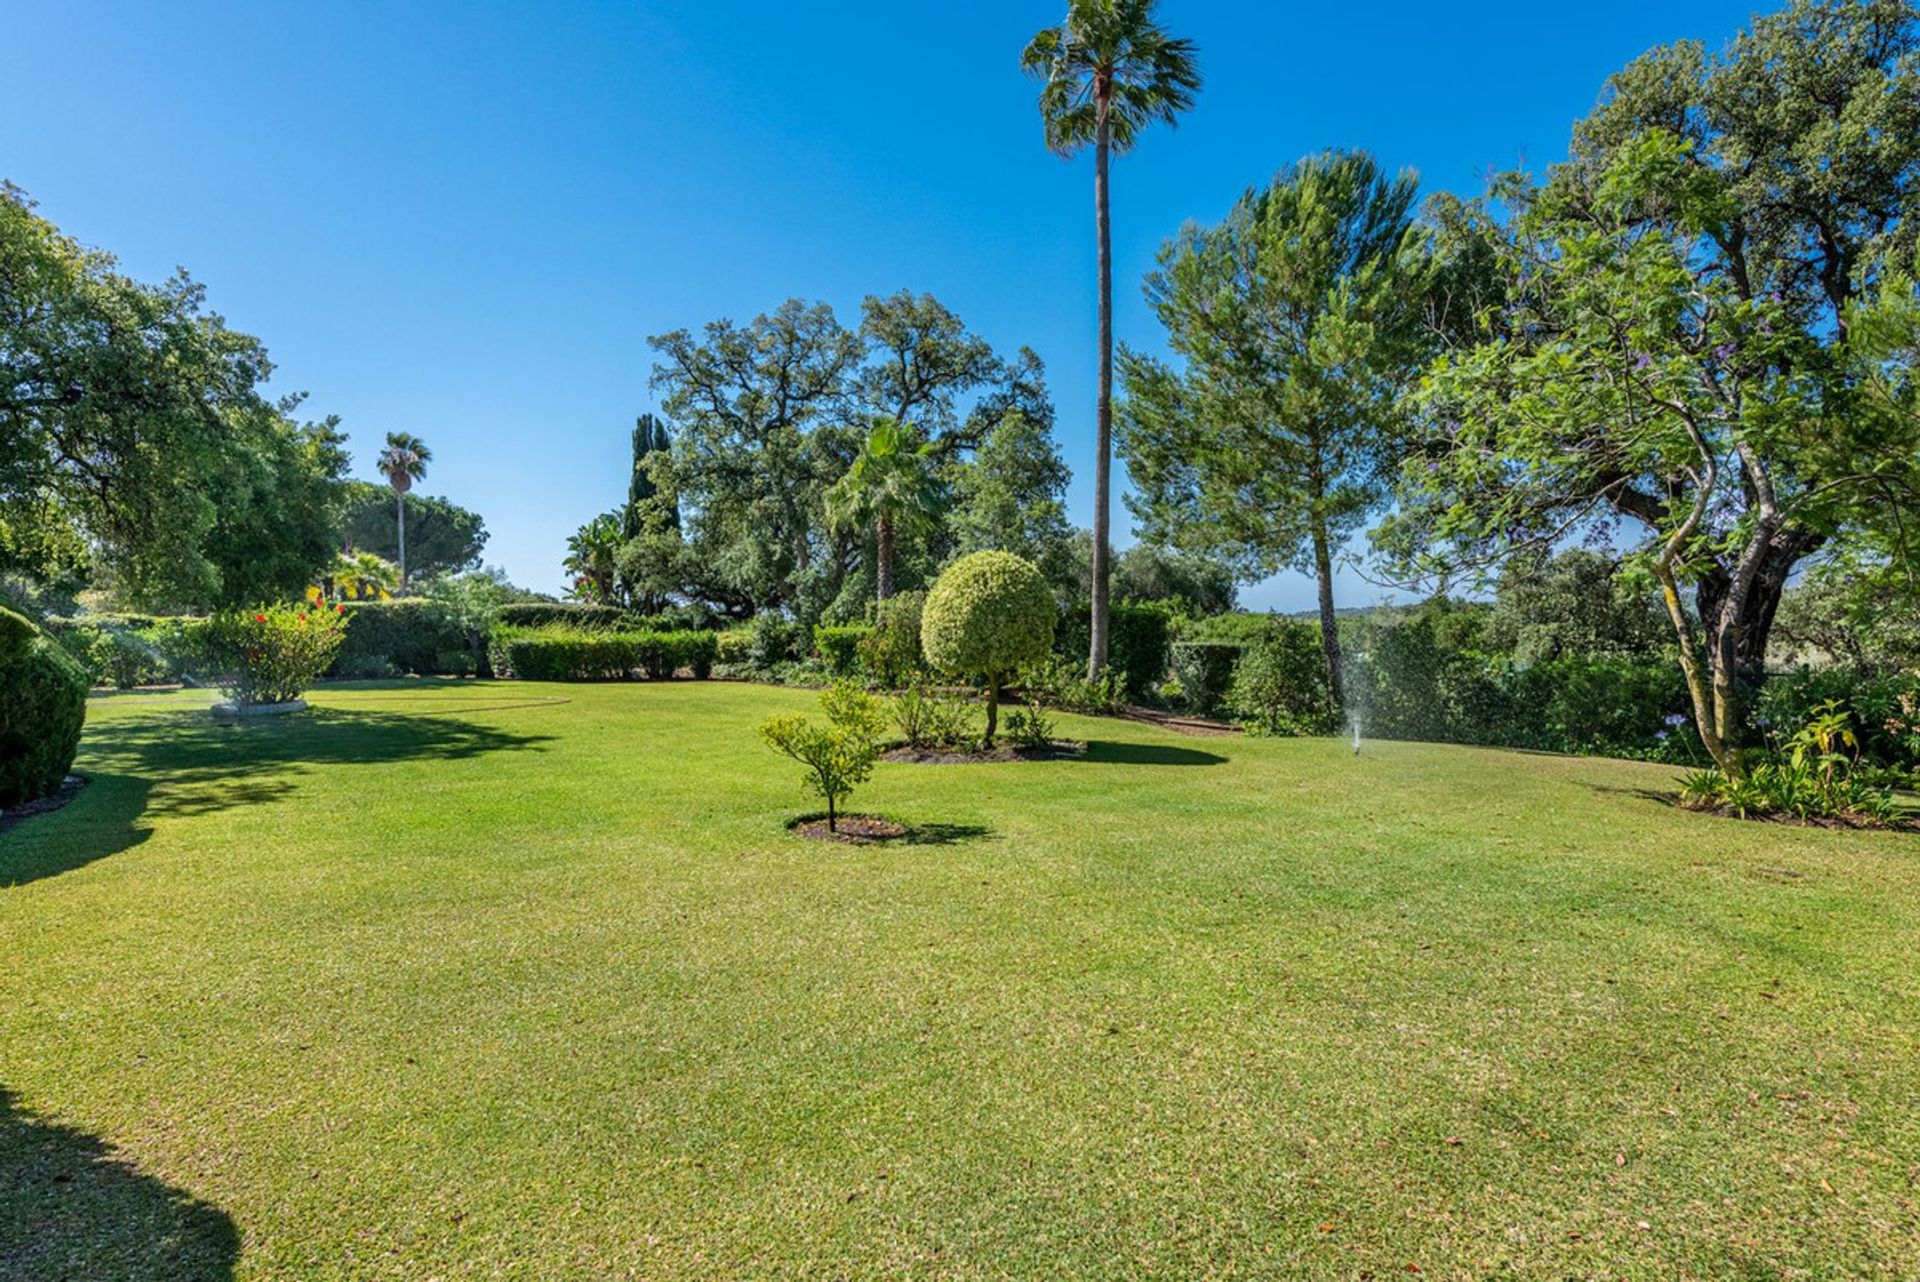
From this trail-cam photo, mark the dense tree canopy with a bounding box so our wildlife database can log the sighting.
[340,481,487,582]
[1377,0,1920,773]
[635,293,1070,622]
[0,183,347,609]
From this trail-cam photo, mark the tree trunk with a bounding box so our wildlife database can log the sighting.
[395,491,407,593]
[876,513,894,602]
[1087,94,1113,681]
[983,672,1001,747]
[1311,520,1344,711]
[826,790,836,833]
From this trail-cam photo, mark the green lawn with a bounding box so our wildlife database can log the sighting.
[3,680,1918,1278]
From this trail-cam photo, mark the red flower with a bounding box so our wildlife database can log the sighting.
[336,604,345,614]
[298,614,307,622]
[255,613,266,623]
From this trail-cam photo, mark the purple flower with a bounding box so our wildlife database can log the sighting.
[1712,343,1736,362]
[1664,712,1688,727]
[1633,352,1653,370]
[1655,729,1669,742]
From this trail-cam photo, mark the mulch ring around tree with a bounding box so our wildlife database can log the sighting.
[880,740,1085,765]
[787,814,911,843]
[0,775,87,834]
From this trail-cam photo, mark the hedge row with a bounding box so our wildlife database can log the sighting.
[488,626,717,682]
[1056,602,1172,700]
[493,602,716,632]
[326,600,477,677]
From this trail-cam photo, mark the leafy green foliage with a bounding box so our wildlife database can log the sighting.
[922,552,1056,744]
[489,626,716,682]
[1228,619,1338,737]
[329,600,474,679]
[1379,3,1920,775]
[759,681,887,830]
[1481,550,1668,663]
[891,680,979,751]
[1056,601,1170,700]
[1169,641,1242,717]
[1680,700,1899,824]
[1120,149,1433,707]
[493,602,630,631]
[826,418,944,601]
[340,482,487,581]
[812,625,872,677]
[858,591,925,689]
[0,605,87,805]
[1,183,349,609]
[199,604,347,706]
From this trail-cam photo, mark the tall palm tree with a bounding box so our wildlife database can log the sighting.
[375,431,432,592]
[1023,0,1199,678]
[826,418,944,602]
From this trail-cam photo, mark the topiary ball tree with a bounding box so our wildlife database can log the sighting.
[0,605,89,807]
[922,551,1056,746]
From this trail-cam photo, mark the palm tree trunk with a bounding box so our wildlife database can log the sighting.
[876,514,894,602]
[395,491,407,594]
[1088,97,1113,681]
[1311,519,1344,711]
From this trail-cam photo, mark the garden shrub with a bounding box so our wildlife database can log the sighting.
[812,625,872,678]
[1169,641,1244,717]
[1680,700,1899,824]
[1228,619,1338,736]
[1756,667,1920,776]
[891,679,978,749]
[923,551,1056,745]
[45,616,194,688]
[1056,601,1173,700]
[0,606,89,806]
[759,680,888,831]
[859,591,925,689]
[493,602,630,631]
[715,627,754,669]
[330,599,472,677]
[198,604,348,706]
[748,615,801,668]
[489,626,715,682]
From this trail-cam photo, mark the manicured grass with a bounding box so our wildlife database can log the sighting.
[4,679,1918,1278]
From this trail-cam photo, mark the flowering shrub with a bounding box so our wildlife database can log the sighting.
[200,604,348,705]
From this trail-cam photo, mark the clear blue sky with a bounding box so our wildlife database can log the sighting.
[3,0,1762,608]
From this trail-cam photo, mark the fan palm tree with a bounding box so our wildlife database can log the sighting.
[826,418,944,601]
[564,512,623,604]
[375,431,432,592]
[1023,0,1199,678]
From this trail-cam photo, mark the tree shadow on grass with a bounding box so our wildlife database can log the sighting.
[3,707,552,888]
[899,821,993,847]
[0,1086,237,1281]
[1080,740,1228,768]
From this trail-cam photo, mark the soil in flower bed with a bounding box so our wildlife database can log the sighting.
[788,814,910,843]
[881,740,1085,765]
[0,775,87,832]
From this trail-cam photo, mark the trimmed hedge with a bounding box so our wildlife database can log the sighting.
[813,625,872,677]
[1057,601,1173,699]
[493,602,632,631]
[1170,640,1243,717]
[330,599,474,678]
[489,626,716,682]
[0,606,89,806]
